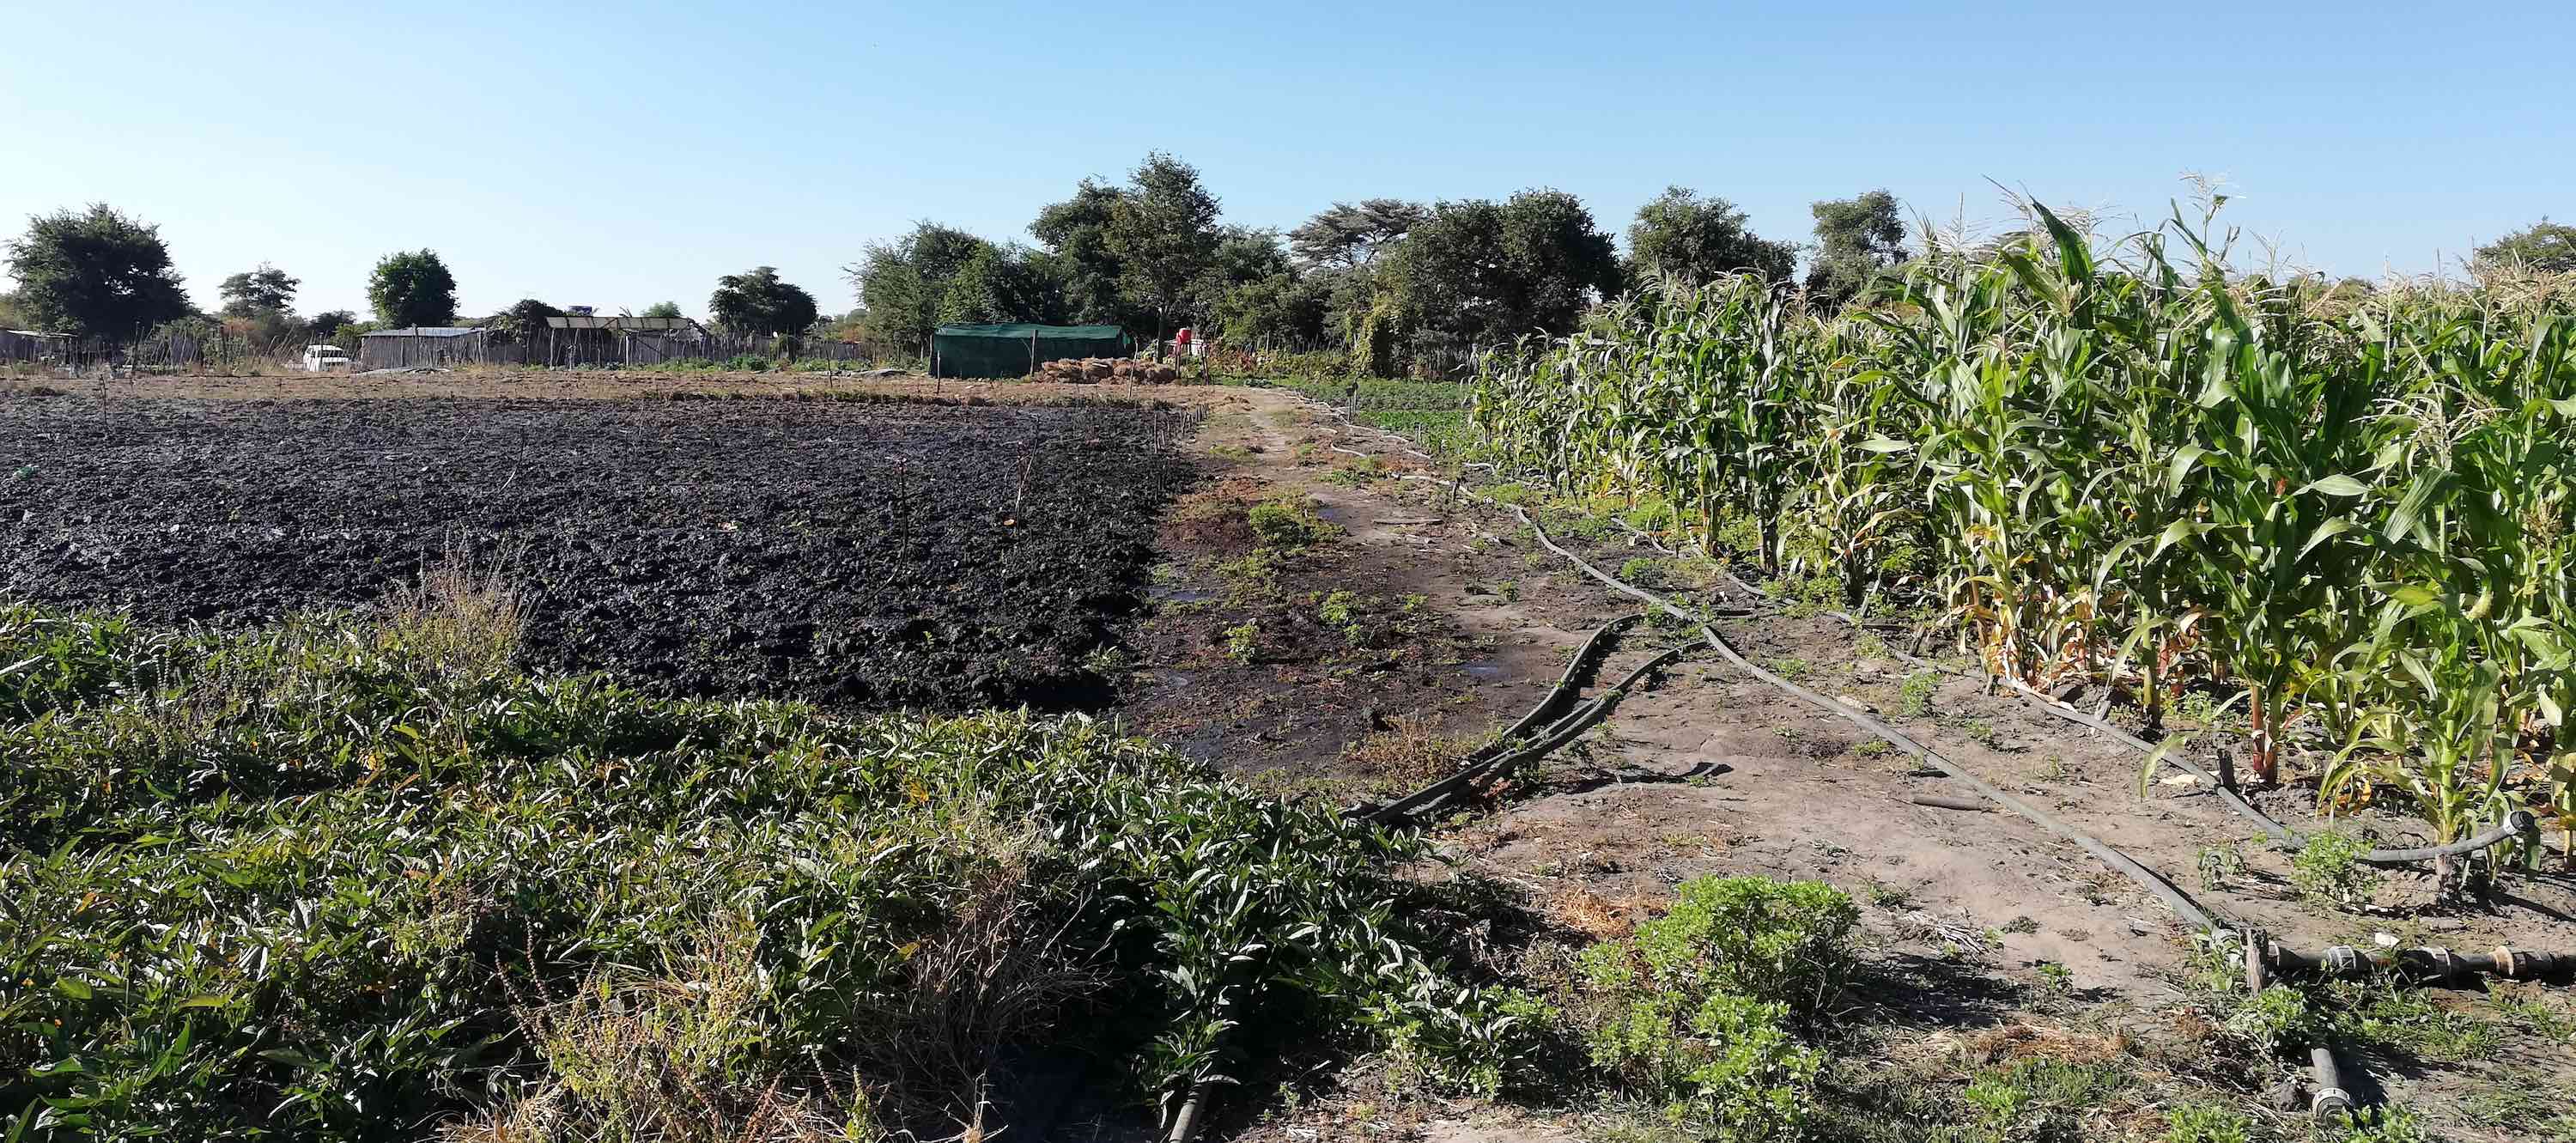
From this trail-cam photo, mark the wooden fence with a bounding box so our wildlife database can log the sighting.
[3,330,891,374]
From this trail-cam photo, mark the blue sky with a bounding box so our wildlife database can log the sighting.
[4,1,2567,319]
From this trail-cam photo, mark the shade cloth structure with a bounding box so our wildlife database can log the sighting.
[931,324,1127,379]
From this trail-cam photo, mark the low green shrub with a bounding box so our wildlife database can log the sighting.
[2291,830,2382,909]
[1569,877,1856,1140]
[1247,498,1340,550]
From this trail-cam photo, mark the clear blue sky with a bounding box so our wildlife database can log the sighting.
[5,1,2567,319]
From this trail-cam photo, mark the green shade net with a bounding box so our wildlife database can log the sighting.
[931,324,1128,379]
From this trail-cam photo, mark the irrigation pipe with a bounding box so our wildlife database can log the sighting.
[1365,634,1686,824]
[1506,502,2229,934]
[1301,389,2524,872]
[2309,1047,2354,1122]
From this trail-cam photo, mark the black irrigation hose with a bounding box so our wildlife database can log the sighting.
[1358,614,1650,824]
[1985,672,2542,867]
[2358,811,2540,864]
[2257,934,2572,984]
[1508,502,2231,934]
[1365,635,1686,824]
[1984,672,2300,848]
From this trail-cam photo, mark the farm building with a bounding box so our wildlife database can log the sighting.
[932,323,1127,379]
[540,314,708,367]
[1,330,72,363]
[358,326,489,369]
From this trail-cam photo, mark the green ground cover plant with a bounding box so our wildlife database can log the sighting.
[0,595,1528,1140]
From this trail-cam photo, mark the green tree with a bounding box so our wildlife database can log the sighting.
[304,309,357,341]
[1106,151,1222,337]
[1627,186,1795,285]
[217,263,299,317]
[1213,272,1328,348]
[1287,198,1426,270]
[848,223,1009,354]
[1030,179,1138,327]
[0,290,27,330]
[1804,190,1907,309]
[5,204,192,337]
[368,250,458,327]
[1188,227,1292,327]
[1381,189,1620,364]
[708,266,820,336]
[2475,219,2576,272]
[641,301,683,319]
[488,298,564,345]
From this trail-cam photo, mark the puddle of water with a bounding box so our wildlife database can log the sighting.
[1461,660,1507,682]
[1151,583,1216,605]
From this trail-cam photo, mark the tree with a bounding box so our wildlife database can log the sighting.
[2475,220,2576,273]
[4,204,192,337]
[1805,191,1907,309]
[641,301,683,319]
[1627,186,1795,285]
[0,290,27,330]
[1381,189,1621,363]
[1030,179,1137,327]
[368,250,458,327]
[1188,227,1291,323]
[1213,272,1328,348]
[1105,152,1222,337]
[218,263,300,316]
[1288,198,1427,270]
[849,223,1010,354]
[489,298,564,345]
[708,266,819,337]
[305,309,357,340]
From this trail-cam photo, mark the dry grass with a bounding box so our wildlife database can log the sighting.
[845,831,1108,1138]
[1340,712,1469,788]
[444,913,878,1143]
[381,533,524,680]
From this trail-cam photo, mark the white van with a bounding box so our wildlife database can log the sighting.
[301,344,351,373]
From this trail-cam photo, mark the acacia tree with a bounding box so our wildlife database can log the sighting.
[5,204,192,337]
[1287,198,1426,270]
[1804,190,1907,308]
[1106,152,1221,337]
[218,263,300,317]
[1627,186,1795,285]
[368,250,458,327]
[709,266,820,337]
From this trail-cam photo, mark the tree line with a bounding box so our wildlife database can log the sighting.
[7,174,2571,374]
[0,206,822,356]
[840,154,1921,375]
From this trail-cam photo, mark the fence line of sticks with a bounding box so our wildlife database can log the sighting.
[2,329,891,375]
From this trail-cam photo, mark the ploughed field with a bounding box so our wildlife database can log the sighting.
[0,394,1198,708]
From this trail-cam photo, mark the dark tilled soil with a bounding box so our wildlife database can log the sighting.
[0,395,1199,709]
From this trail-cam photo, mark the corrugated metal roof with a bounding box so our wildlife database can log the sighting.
[361,327,484,338]
[544,315,700,331]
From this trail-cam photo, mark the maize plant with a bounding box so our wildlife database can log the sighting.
[1473,195,2576,864]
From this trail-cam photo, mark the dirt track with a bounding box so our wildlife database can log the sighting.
[0,391,1197,709]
